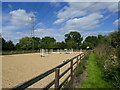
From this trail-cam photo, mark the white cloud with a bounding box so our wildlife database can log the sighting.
[53,19,64,24]
[9,9,35,27]
[34,28,64,41]
[2,31,29,44]
[61,13,103,32]
[37,22,44,26]
[3,25,18,32]
[54,2,118,24]
[113,18,120,26]
[3,9,37,32]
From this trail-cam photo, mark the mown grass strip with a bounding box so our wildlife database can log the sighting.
[81,52,110,88]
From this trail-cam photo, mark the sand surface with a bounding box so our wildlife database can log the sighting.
[2,52,80,88]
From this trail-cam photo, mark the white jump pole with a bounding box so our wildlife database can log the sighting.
[51,49,53,53]
[80,49,82,53]
[42,49,44,56]
[57,49,59,54]
[40,49,41,56]
[50,49,52,54]
[46,49,48,54]
[71,48,73,54]
[60,49,62,54]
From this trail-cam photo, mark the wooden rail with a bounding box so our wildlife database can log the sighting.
[10,52,86,90]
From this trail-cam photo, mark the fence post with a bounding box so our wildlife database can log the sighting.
[77,56,79,66]
[81,53,83,60]
[55,68,60,90]
[70,59,73,87]
[79,54,81,60]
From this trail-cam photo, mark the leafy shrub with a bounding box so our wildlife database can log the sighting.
[75,55,88,77]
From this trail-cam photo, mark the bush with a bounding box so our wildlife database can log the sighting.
[75,55,88,77]
[116,47,120,58]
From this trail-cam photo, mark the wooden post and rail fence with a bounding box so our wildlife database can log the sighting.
[10,52,87,90]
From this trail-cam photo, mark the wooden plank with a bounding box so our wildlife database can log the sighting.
[42,80,55,90]
[59,67,70,79]
[77,56,79,66]
[59,74,71,88]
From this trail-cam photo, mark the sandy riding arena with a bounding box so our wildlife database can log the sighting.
[2,52,80,88]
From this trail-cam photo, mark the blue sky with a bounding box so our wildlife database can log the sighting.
[2,2,119,44]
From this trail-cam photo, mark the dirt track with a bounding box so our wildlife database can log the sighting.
[2,52,80,88]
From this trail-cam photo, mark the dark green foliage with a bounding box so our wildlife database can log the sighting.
[109,30,120,58]
[1,38,6,50]
[80,42,93,49]
[32,37,41,50]
[56,41,66,49]
[15,43,21,50]
[65,31,83,49]
[65,40,77,49]
[116,47,120,58]
[17,37,41,50]
[109,29,120,48]
[41,36,56,44]
[104,65,120,88]
[6,40,15,50]
[40,36,56,49]
[65,31,83,43]
[19,37,33,50]
[84,36,98,47]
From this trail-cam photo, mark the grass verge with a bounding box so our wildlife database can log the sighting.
[81,52,110,88]
[1,50,40,55]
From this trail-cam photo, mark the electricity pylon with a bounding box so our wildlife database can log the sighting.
[30,15,36,52]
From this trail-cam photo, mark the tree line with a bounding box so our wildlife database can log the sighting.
[1,31,104,51]
[1,30,120,53]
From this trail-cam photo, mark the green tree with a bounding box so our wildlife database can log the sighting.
[41,36,56,49]
[66,40,77,49]
[109,29,120,58]
[32,37,41,50]
[19,37,33,50]
[5,40,15,50]
[1,38,6,50]
[58,41,66,49]
[15,43,21,50]
[84,36,98,47]
[53,42,66,49]
[65,31,83,49]
[109,29,120,48]
[41,36,56,44]
[81,42,93,50]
